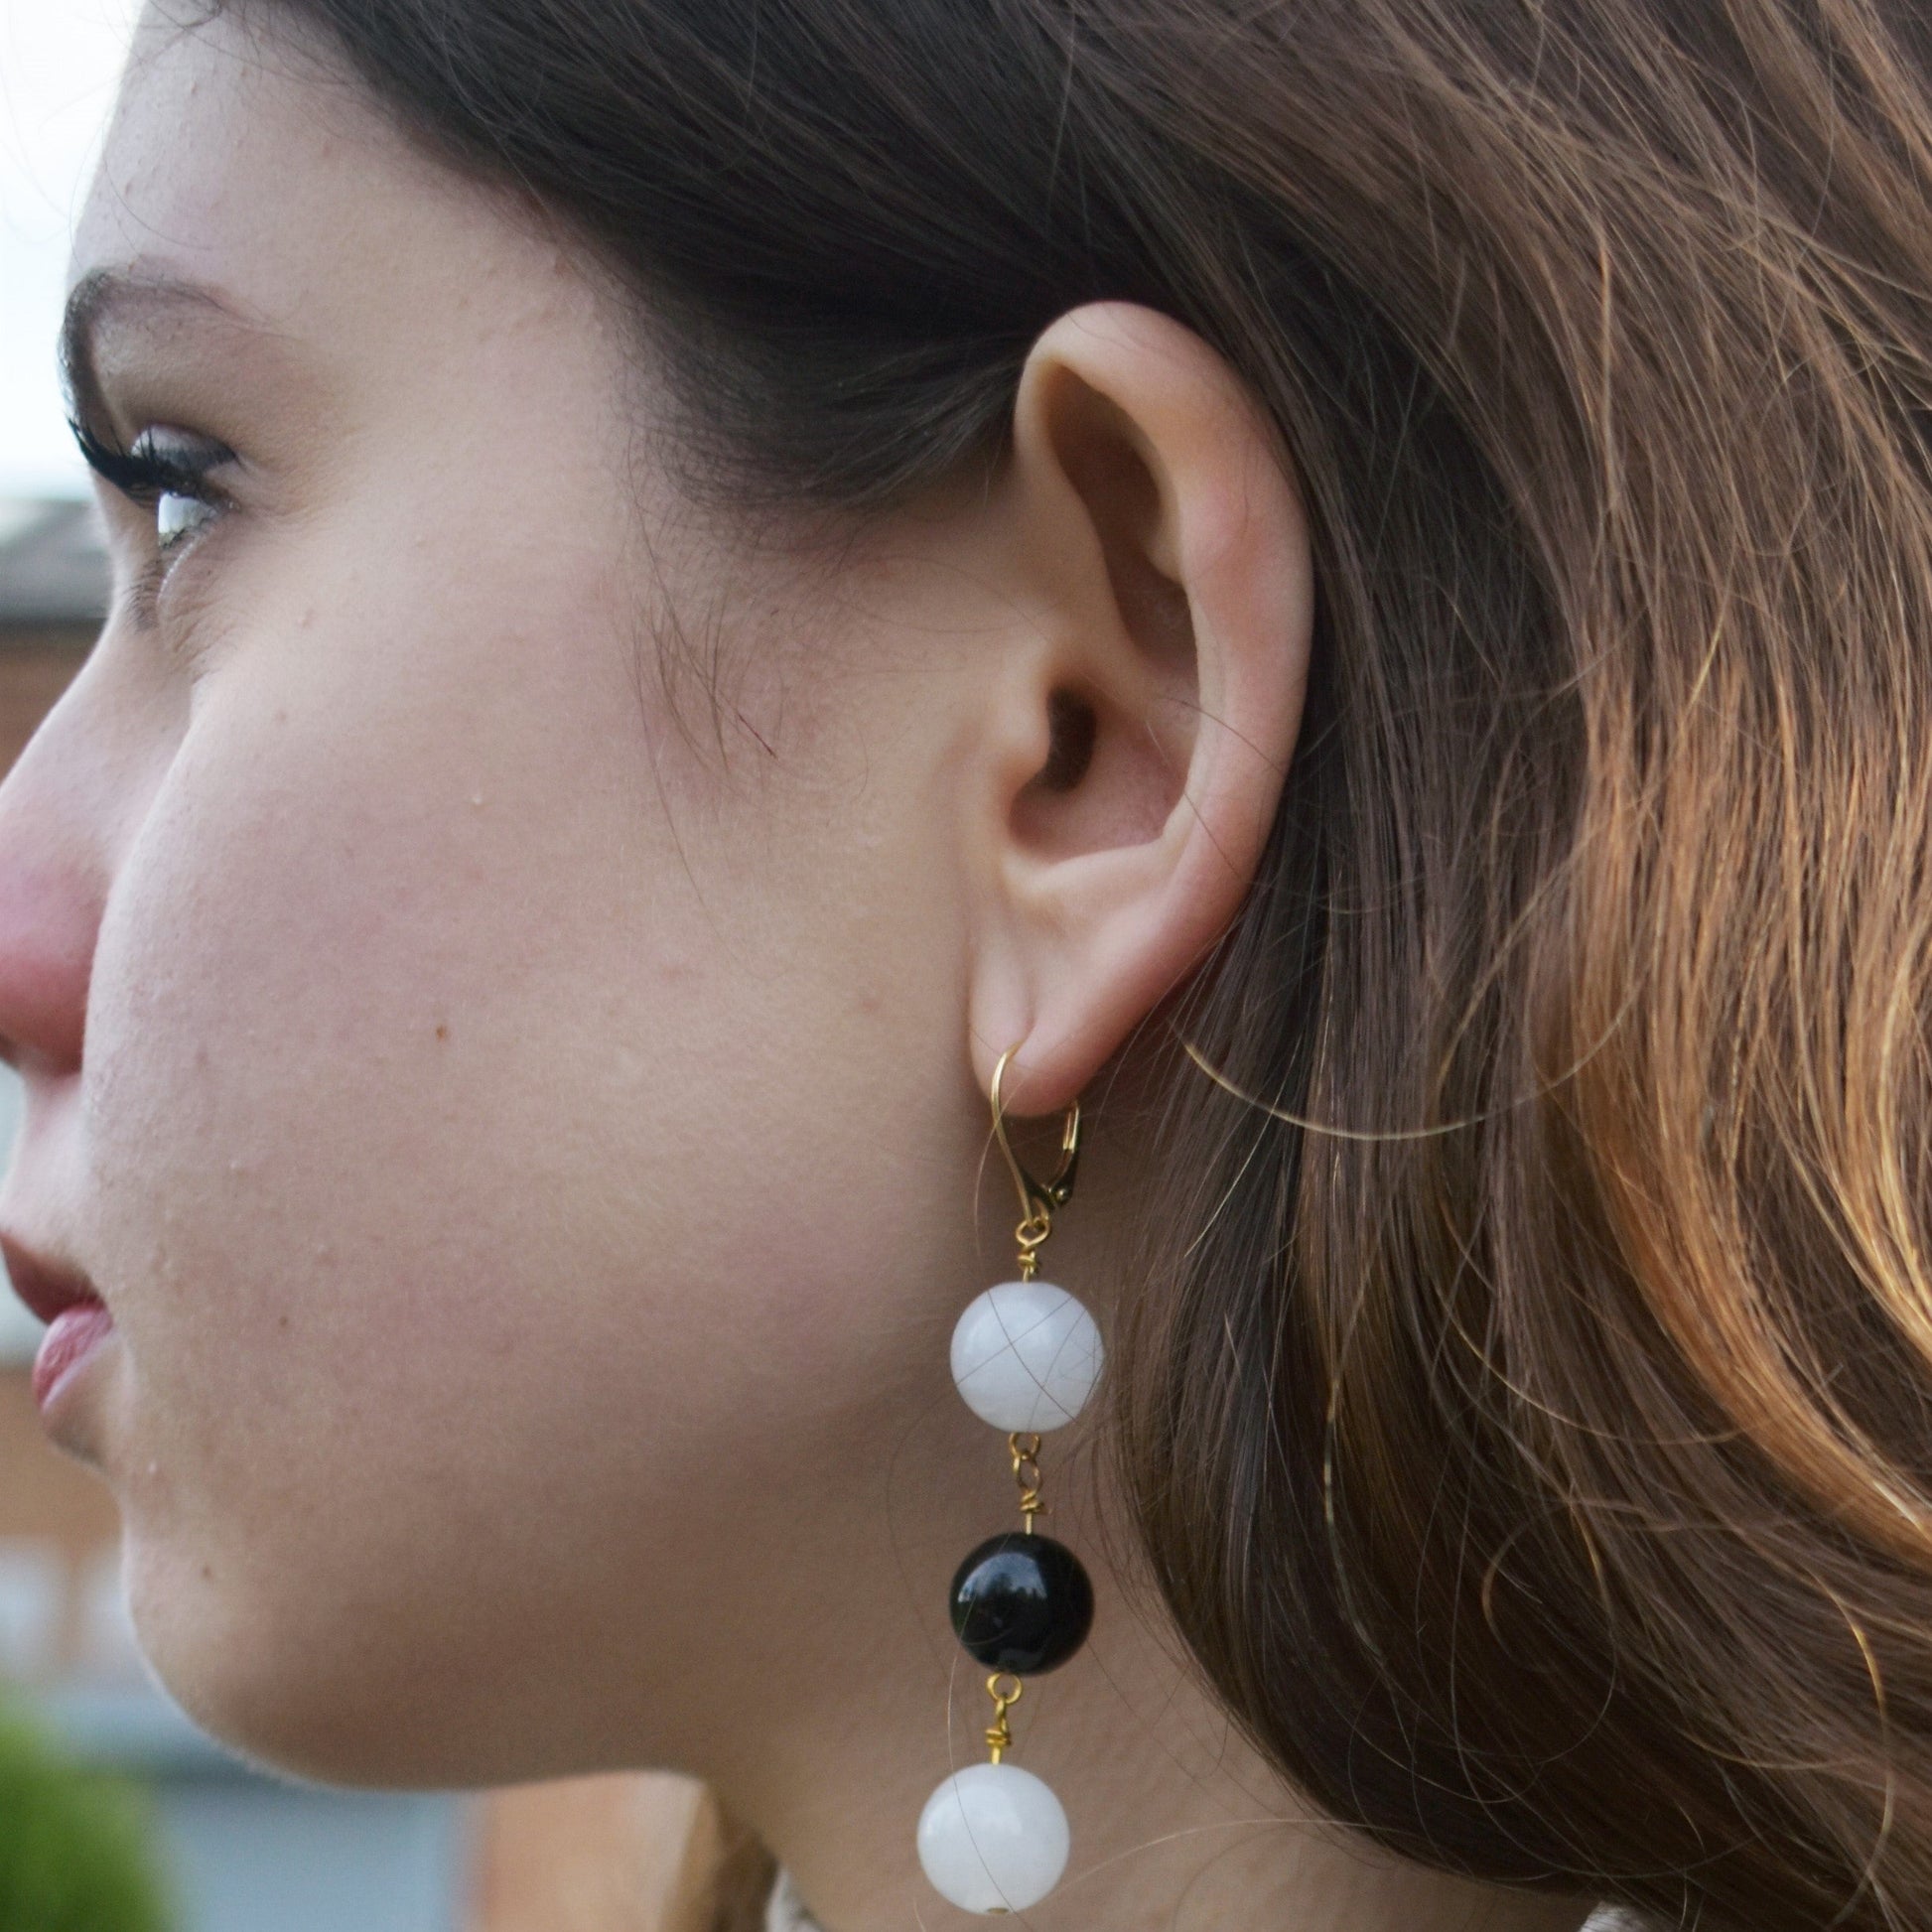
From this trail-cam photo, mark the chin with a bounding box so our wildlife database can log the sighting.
[121,1535,511,1791]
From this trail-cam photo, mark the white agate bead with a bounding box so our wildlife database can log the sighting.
[949,1281,1104,1433]
[916,1761,1070,1914]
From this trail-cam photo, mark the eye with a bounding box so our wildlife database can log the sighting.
[155,486,217,551]
[69,419,234,564]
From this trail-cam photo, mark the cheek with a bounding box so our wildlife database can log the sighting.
[86,714,543,1440]
[75,666,636,1679]
[83,493,675,1408]
[69,562,963,1774]
[71,581,661,1678]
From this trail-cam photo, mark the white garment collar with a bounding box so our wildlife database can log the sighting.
[765,1869,819,1932]
[766,1869,1642,1930]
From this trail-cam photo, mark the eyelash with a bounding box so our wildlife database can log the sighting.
[69,419,236,621]
[69,418,233,526]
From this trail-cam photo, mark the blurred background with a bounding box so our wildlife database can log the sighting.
[0,7,728,1928]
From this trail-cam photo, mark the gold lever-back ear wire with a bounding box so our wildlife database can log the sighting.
[990,1046,1081,1279]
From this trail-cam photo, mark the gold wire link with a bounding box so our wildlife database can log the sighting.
[984,1672,1025,1763]
[1014,1214,1050,1282]
[1009,1432,1045,1532]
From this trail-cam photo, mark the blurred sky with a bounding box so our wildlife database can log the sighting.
[0,0,138,499]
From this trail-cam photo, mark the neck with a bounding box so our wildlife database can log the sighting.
[704,1433,1591,1932]
[742,1584,1592,1932]
[671,1116,1594,1932]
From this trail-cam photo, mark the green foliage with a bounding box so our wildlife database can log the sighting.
[0,1706,171,1932]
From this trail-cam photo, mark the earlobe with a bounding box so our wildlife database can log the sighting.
[964,302,1313,1116]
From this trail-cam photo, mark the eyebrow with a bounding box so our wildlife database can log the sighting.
[60,268,259,433]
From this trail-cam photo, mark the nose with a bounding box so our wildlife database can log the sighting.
[0,663,115,1076]
[0,858,98,1073]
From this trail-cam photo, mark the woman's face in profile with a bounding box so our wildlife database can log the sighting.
[2,6,1006,1782]
[19,3,1923,1927]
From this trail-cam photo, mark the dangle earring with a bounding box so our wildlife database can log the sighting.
[917,1047,1104,1916]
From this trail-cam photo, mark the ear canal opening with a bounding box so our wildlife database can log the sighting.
[1034,688,1098,794]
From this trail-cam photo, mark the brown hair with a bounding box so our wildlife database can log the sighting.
[241,0,1932,1921]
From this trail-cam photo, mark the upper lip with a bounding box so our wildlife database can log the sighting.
[0,1234,102,1325]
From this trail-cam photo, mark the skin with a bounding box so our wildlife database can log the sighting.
[0,9,1592,1930]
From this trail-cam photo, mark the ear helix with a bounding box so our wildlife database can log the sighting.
[916,1047,1104,1915]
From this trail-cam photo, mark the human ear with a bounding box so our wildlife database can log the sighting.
[963,301,1313,1114]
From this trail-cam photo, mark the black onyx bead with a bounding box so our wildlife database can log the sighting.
[948,1532,1094,1675]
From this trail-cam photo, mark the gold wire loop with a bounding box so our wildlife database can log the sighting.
[1009,1432,1045,1532]
[984,1672,1025,1762]
[991,1045,1081,1277]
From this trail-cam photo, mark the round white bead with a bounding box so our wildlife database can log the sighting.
[916,1761,1070,1914]
[949,1281,1104,1433]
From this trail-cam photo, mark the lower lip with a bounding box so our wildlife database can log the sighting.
[33,1303,116,1411]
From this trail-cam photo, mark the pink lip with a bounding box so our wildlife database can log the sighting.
[0,1234,115,1416]
[0,1234,99,1325]
[32,1302,114,1410]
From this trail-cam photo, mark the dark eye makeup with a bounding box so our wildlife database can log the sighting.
[67,418,239,627]
[68,418,235,529]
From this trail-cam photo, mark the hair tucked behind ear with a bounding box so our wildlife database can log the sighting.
[241,0,1932,1921]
